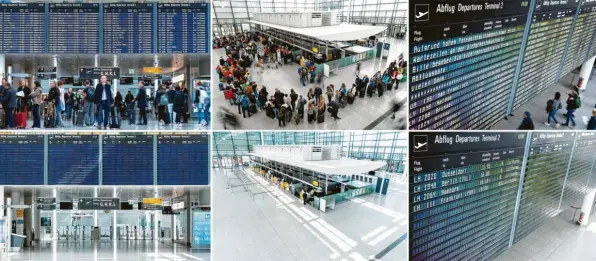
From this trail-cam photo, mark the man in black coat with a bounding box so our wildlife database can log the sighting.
[94,75,113,129]
[135,81,148,125]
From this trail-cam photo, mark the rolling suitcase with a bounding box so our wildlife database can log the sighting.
[359,88,366,98]
[347,95,354,104]
[14,111,26,129]
[74,110,85,126]
[307,113,314,123]
[250,104,257,114]
[317,112,325,123]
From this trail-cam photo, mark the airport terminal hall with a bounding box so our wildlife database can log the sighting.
[211,0,408,130]
[212,131,407,261]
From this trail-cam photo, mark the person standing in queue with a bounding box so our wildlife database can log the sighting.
[29,81,42,129]
[0,82,16,129]
[167,85,176,125]
[135,81,148,125]
[173,86,186,126]
[82,80,96,127]
[94,75,113,130]
[56,80,66,127]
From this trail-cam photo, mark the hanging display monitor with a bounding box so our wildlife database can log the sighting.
[0,134,44,185]
[157,3,209,53]
[102,3,154,54]
[409,132,527,260]
[48,3,100,53]
[48,135,100,185]
[102,134,154,185]
[157,133,210,185]
[0,3,45,53]
[560,4,596,76]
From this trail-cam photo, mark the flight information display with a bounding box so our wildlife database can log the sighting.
[560,6,596,76]
[512,1,578,110]
[0,3,45,53]
[48,135,99,185]
[48,3,99,53]
[103,3,153,54]
[0,134,44,185]
[409,0,530,130]
[157,134,209,185]
[157,3,209,53]
[102,135,154,185]
[562,132,596,206]
[409,132,527,261]
[513,132,575,243]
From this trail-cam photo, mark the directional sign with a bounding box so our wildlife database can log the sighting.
[78,197,120,210]
[37,204,56,210]
[79,67,120,80]
[37,66,57,73]
[143,204,163,211]
[142,67,163,74]
[36,198,56,204]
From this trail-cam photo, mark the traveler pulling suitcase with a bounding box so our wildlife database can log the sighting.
[14,106,26,128]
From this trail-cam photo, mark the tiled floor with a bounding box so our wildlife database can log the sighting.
[493,69,596,130]
[212,167,408,261]
[494,208,596,261]
[212,38,408,130]
[5,240,210,260]
[17,117,210,131]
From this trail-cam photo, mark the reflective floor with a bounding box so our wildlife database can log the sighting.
[212,168,408,261]
[19,116,210,131]
[5,240,210,261]
[212,38,407,130]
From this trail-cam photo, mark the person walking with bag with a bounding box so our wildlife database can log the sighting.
[545,92,562,128]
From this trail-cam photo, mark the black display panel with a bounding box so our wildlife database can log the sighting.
[59,202,73,210]
[48,3,99,53]
[409,132,527,261]
[102,134,154,185]
[562,132,596,206]
[157,134,209,185]
[513,132,575,243]
[560,6,596,76]
[0,3,45,53]
[157,3,209,53]
[512,2,579,110]
[103,3,154,54]
[0,134,44,185]
[48,135,99,185]
[409,0,530,130]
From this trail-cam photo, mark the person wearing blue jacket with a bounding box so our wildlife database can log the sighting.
[94,75,113,130]
[241,94,250,118]
[166,86,176,125]
[0,82,16,128]
[135,81,148,125]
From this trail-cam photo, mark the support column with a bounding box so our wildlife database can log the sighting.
[11,191,23,235]
[154,55,159,96]
[113,187,117,241]
[578,56,596,91]
[94,55,99,87]
[153,187,159,241]
[113,55,119,94]
[0,186,4,217]
[0,54,5,79]
[186,193,191,247]
[93,187,98,227]
[52,188,57,240]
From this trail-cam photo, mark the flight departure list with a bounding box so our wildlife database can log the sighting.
[157,3,209,53]
[0,3,45,53]
[560,5,596,76]
[48,135,99,185]
[102,135,154,185]
[0,135,44,185]
[513,132,575,243]
[512,1,579,111]
[562,132,596,206]
[157,134,210,185]
[103,3,153,54]
[409,132,527,261]
[48,3,99,53]
[409,0,530,130]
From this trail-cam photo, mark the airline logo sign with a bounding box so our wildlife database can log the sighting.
[142,67,163,74]
[142,198,164,210]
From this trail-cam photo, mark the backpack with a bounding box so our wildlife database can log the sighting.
[160,94,169,106]
[575,96,582,108]
[86,87,95,101]
[546,99,554,112]
[174,91,185,105]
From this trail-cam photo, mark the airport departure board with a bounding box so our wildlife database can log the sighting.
[48,3,100,53]
[513,2,578,110]
[48,135,99,185]
[409,0,530,130]
[409,132,527,261]
[102,135,154,185]
[157,3,209,53]
[560,5,596,76]
[582,1,596,59]
[513,132,575,243]
[0,3,45,53]
[561,132,596,206]
[0,135,44,185]
[103,3,153,54]
[157,134,209,185]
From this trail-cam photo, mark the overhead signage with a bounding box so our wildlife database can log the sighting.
[142,67,163,74]
[78,197,120,210]
[312,180,319,187]
[36,197,56,204]
[79,67,120,80]
[172,202,185,210]
[143,204,163,210]
[172,74,184,83]
[16,210,24,218]
[37,74,56,79]
[37,66,57,73]
[140,75,162,80]
[143,198,163,205]
[37,204,56,210]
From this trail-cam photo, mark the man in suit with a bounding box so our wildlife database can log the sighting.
[94,75,113,129]
[135,81,148,125]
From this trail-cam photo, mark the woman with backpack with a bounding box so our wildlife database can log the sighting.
[545,92,562,128]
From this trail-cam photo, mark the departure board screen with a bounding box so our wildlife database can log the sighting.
[409,132,527,261]
[0,134,44,185]
[513,132,575,243]
[48,135,99,185]
[409,0,530,130]
[560,6,596,76]
[512,1,578,110]
[561,132,596,206]
[157,3,209,53]
[0,3,45,53]
[103,3,153,54]
[48,3,99,53]
[102,135,154,185]
[157,134,209,185]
